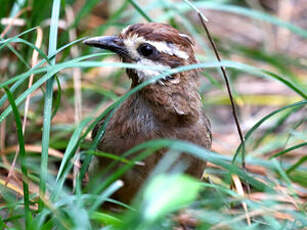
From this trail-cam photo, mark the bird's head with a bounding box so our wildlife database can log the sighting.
[84,23,197,86]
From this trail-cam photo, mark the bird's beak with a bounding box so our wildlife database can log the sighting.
[83,36,129,58]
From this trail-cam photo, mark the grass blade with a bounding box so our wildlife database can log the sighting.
[127,0,153,22]
[234,100,307,162]
[3,87,31,228]
[159,2,307,38]
[39,0,61,210]
[269,142,307,159]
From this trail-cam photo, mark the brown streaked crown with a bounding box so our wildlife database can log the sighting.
[120,23,194,47]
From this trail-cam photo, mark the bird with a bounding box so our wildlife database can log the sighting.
[84,23,212,204]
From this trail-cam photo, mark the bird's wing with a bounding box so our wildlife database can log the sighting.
[201,109,212,148]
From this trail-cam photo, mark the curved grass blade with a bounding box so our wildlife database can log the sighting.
[287,156,307,174]
[140,174,202,223]
[263,71,306,99]
[234,100,307,163]
[73,0,102,28]
[90,211,122,226]
[87,150,143,165]
[6,43,30,68]
[93,1,129,36]
[56,117,92,182]
[1,37,50,64]
[89,180,124,213]
[159,2,307,38]
[89,138,270,198]
[1,60,304,127]
[0,26,38,49]
[3,87,31,228]
[269,142,307,159]
[0,37,88,114]
[127,0,153,22]
[0,41,101,91]
[253,105,304,149]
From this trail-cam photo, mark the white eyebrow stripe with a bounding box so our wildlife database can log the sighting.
[123,34,189,60]
[179,33,193,45]
[147,40,189,59]
[121,25,130,35]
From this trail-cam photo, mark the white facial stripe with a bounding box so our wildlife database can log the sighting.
[136,58,170,83]
[123,34,189,60]
[179,33,193,45]
[148,40,189,59]
[123,33,141,60]
[121,25,130,36]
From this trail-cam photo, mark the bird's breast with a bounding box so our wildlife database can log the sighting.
[97,96,157,154]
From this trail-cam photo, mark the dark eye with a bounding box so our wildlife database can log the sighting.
[137,43,155,57]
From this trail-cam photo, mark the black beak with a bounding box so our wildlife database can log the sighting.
[83,36,129,58]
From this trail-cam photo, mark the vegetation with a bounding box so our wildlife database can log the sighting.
[0,0,306,229]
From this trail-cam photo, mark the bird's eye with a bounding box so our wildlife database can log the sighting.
[137,43,155,57]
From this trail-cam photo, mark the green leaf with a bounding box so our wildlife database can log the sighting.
[142,174,201,221]
[90,211,122,226]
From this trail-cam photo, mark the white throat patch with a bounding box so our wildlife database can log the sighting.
[135,58,170,84]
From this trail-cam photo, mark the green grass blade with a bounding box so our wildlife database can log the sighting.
[159,2,307,38]
[39,0,61,210]
[73,0,103,27]
[0,27,38,48]
[90,211,121,226]
[234,100,307,162]
[1,37,50,64]
[287,156,307,174]
[6,43,30,68]
[263,71,306,99]
[1,60,305,126]
[0,37,87,90]
[90,138,270,197]
[127,0,153,22]
[56,117,92,182]
[269,142,307,159]
[51,76,62,120]
[89,180,124,213]
[3,87,31,228]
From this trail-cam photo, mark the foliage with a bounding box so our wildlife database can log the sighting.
[0,0,306,229]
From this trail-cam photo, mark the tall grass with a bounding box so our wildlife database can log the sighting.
[0,0,306,229]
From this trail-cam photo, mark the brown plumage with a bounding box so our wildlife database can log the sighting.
[84,23,211,203]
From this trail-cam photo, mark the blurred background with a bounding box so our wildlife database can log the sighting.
[2,0,306,167]
[0,0,306,229]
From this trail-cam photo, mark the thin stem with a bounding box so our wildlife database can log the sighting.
[197,13,246,168]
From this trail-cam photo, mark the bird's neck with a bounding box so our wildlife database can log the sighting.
[129,71,202,125]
